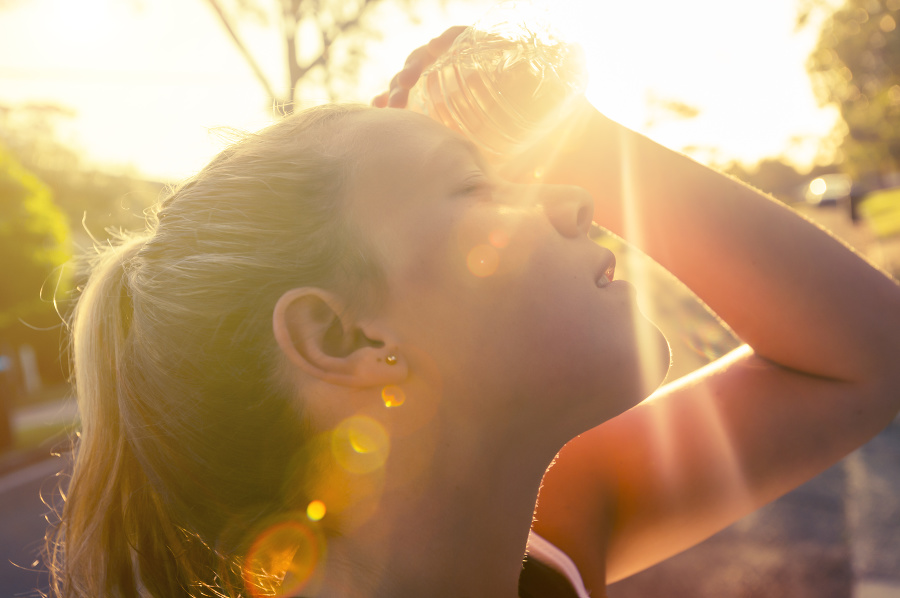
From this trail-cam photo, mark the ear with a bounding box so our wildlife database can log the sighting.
[273,288,407,387]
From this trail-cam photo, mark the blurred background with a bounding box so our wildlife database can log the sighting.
[0,0,898,596]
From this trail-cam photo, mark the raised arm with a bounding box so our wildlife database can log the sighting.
[374,31,900,593]
[510,102,900,384]
[522,102,900,588]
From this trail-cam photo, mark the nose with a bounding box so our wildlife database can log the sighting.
[540,185,595,238]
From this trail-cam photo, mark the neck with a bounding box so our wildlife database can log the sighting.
[307,421,559,598]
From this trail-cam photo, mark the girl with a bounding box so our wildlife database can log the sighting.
[48,28,900,598]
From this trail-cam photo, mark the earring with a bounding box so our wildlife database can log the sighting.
[385,354,398,366]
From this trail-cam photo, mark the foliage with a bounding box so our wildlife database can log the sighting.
[0,104,163,386]
[0,144,70,332]
[859,186,900,237]
[807,0,900,178]
[0,105,164,242]
[205,0,414,110]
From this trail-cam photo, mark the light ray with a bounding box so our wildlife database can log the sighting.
[618,130,670,399]
[618,131,749,499]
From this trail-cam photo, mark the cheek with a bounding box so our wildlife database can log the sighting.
[382,213,459,290]
[452,209,542,282]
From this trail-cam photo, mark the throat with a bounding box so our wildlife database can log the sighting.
[304,449,549,598]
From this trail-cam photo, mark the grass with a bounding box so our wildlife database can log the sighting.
[860,187,900,239]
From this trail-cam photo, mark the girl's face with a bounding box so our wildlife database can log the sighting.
[343,109,669,438]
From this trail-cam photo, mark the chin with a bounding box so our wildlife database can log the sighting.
[647,324,672,387]
[606,321,671,418]
[635,319,672,394]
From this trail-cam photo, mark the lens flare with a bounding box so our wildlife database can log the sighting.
[381,384,406,407]
[306,500,326,522]
[242,514,324,598]
[306,456,387,531]
[489,229,510,248]
[467,243,500,277]
[331,415,390,474]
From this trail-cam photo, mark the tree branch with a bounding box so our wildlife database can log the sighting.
[205,0,279,101]
[295,0,382,81]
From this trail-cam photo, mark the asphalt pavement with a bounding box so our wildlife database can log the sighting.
[0,457,63,597]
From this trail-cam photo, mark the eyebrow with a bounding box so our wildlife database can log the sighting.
[448,136,480,158]
[428,136,488,171]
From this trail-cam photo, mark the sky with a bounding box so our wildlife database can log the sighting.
[0,0,841,181]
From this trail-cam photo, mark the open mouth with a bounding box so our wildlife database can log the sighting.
[596,263,615,288]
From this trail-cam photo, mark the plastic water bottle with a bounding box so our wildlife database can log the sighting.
[407,0,588,163]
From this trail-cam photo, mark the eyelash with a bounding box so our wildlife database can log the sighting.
[459,177,493,201]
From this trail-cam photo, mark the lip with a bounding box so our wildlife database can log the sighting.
[595,254,616,288]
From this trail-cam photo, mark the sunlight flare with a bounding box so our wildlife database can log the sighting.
[242,514,324,598]
[332,415,390,474]
[466,243,500,277]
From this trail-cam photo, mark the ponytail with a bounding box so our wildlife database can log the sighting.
[46,104,375,597]
[48,235,214,597]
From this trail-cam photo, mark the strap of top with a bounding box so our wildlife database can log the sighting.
[289,531,592,598]
[519,530,592,598]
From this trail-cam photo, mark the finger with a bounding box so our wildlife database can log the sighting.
[388,70,403,91]
[372,91,389,108]
[401,46,435,78]
[387,87,410,108]
[400,26,466,84]
[427,26,467,57]
[379,26,467,110]
[397,66,420,89]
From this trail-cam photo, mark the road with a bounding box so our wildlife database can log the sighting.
[0,457,65,598]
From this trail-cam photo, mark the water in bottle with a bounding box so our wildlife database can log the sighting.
[408,0,588,163]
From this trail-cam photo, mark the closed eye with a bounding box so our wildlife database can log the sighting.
[458,176,494,201]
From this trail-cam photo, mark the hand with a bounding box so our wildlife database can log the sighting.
[372,26,467,109]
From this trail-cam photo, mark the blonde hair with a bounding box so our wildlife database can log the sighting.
[46,104,379,597]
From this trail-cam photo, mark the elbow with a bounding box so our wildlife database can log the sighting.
[858,322,900,426]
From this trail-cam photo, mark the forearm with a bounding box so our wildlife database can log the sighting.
[511,100,900,385]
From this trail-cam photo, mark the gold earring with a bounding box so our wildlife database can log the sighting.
[385,354,398,365]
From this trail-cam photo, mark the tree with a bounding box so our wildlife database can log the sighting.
[0,147,69,447]
[0,104,164,242]
[205,0,413,111]
[0,145,70,334]
[0,104,163,391]
[0,141,72,404]
[806,0,900,179]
